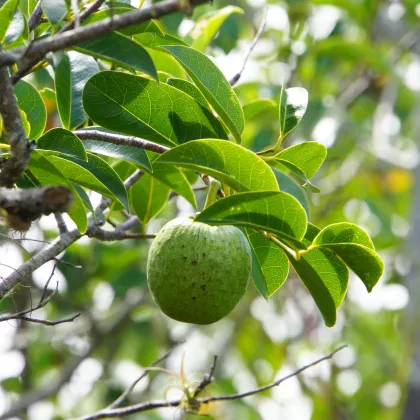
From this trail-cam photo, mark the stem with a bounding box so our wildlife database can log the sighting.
[203,179,221,209]
[266,233,300,260]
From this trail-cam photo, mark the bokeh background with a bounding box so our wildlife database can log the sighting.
[1,0,419,419]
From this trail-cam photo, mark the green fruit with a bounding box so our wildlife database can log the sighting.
[147,217,252,324]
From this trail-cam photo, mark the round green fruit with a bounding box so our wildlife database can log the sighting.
[147,217,252,324]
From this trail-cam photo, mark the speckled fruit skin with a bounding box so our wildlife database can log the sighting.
[147,217,252,324]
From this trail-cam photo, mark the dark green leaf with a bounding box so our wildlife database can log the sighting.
[37,128,87,160]
[246,228,289,297]
[55,52,99,130]
[195,191,307,241]
[167,78,209,109]
[75,32,157,79]
[156,139,278,192]
[130,173,170,224]
[83,71,227,147]
[162,45,245,142]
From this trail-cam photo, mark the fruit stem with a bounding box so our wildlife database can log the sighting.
[204,179,222,209]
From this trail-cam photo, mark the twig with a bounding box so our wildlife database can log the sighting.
[54,212,68,234]
[88,227,156,241]
[28,0,43,32]
[109,342,185,409]
[0,265,80,325]
[229,8,267,86]
[0,67,32,187]
[72,345,346,419]
[1,0,211,81]
[75,130,170,154]
[192,355,218,397]
[0,292,145,420]
[61,0,107,32]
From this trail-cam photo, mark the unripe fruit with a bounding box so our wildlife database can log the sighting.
[147,217,252,324]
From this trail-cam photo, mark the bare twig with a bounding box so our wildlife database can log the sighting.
[0,265,80,325]
[28,0,43,32]
[54,212,68,234]
[0,67,32,187]
[75,130,170,154]
[0,292,144,420]
[1,0,211,82]
[72,345,346,420]
[192,355,218,397]
[88,227,156,241]
[229,8,267,86]
[61,0,107,32]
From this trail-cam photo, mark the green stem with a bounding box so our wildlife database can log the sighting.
[204,179,221,209]
[266,233,301,260]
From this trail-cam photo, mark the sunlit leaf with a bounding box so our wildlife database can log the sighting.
[0,0,19,43]
[279,87,308,137]
[167,78,209,109]
[42,0,66,24]
[37,128,87,160]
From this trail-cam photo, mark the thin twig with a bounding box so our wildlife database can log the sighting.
[54,212,68,234]
[28,0,43,32]
[229,8,267,86]
[192,355,218,397]
[61,0,107,32]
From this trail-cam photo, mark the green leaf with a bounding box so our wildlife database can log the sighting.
[146,49,186,79]
[246,229,289,297]
[29,151,88,233]
[275,159,320,193]
[162,45,245,143]
[83,71,227,147]
[243,99,277,121]
[81,138,152,173]
[156,139,278,192]
[41,0,66,24]
[188,6,244,52]
[167,78,209,109]
[288,223,349,327]
[130,173,170,224]
[74,32,157,79]
[82,8,162,36]
[40,153,128,209]
[4,3,25,44]
[134,32,185,49]
[279,87,308,137]
[55,51,99,130]
[195,191,307,242]
[0,0,19,43]
[151,161,197,209]
[19,108,30,137]
[37,128,87,160]
[312,222,384,292]
[274,170,310,216]
[276,142,327,179]
[14,80,46,139]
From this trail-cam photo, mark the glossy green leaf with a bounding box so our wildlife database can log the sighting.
[147,49,186,79]
[195,191,307,242]
[82,7,162,36]
[167,78,209,109]
[243,99,277,121]
[130,173,170,224]
[312,223,384,292]
[14,80,46,139]
[151,161,197,209]
[37,128,87,160]
[162,45,245,142]
[275,159,320,193]
[288,223,349,327]
[41,0,66,24]
[0,0,19,43]
[29,151,88,232]
[75,32,157,79]
[83,71,227,147]
[156,139,278,192]
[188,6,244,52]
[134,32,185,49]
[4,3,25,44]
[81,139,152,173]
[276,142,327,179]
[246,228,289,297]
[279,87,308,137]
[274,170,310,216]
[55,51,99,130]
[40,153,128,209]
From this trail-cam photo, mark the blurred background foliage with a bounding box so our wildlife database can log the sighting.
[1,0,419,419]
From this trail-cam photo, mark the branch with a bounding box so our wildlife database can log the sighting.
[73,345,346,419]
[0,292,145,420]
[229,8,267,86]
[0,265,80,325]
[0,0,211,81]
[0,66,32,187]
[0,186,73,231]
[61,0,107,32]
[75,130,170,154]
[28,0,43,32]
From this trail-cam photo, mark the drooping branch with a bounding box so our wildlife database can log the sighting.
[0,0,211,80]
[72,345,347,420]
[0,67,32,187]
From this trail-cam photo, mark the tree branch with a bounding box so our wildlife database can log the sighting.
[0,0,211,81]
[61,0,107,32]
[73,345,347,419]
[0,66,32,187]
[28,0,43,32]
